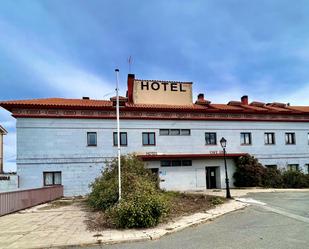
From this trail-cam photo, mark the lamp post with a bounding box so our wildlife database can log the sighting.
[220,137,232,199]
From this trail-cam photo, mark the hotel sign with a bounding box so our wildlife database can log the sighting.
[133,80,193,105]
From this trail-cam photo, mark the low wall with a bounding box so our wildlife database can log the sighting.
[0,185,63,216]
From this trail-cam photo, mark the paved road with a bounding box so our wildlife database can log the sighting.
[79,192,309,249]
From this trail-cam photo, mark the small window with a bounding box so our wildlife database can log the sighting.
[264,133,275,145]
[43,172,61,186]
[159,129,169,135]
[307,133,309,145]
[265,165,277,169]
[159,129,191,136]
[87,132,97,146]
[113,132,128,146]
[181,129,191,136]
[241,132,251,145]
[142,132,156,146]
[170,129,181,135]
[182,160,192,166]
[306,164,309,174]
[285,133,296,144]
[160,160,192,167]
[160,160,171,167]
[287,164,299,171]
[205,132,217,145]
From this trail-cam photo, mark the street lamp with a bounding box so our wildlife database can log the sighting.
[220,137,232,199]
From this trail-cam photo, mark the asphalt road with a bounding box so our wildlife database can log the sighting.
[78,192,309,249]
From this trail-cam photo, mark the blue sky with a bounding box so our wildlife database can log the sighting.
[1,0,309,171]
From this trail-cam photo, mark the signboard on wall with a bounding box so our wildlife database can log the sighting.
[133,79,193,105]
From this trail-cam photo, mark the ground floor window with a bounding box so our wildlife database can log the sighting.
[306,164,309,174]
[287,164,299,171]
[265,165,277,169]
[43,172,62,186]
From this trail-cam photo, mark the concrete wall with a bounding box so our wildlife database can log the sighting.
[15,118,309,195]
[0,174,18,192]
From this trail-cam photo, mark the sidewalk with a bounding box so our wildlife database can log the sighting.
[1,188,308,249]
[0,198,247,249]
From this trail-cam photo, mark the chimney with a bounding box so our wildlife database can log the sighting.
[82,97,90,100]
[127,74,135,103]
[198,93,205,101]
[241,95,248,105]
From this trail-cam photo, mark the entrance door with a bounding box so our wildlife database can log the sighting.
[206,167,217,189]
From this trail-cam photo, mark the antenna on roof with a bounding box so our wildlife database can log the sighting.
[127,56,133,73]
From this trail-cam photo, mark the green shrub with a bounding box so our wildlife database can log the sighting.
[262,168,283,188]
[87,154,169,228]
[109,191,169,228]
[233,155,266,187]
[282,170,309,188]
[210,196,224,205]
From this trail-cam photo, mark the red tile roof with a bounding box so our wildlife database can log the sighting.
[1,97,309,115]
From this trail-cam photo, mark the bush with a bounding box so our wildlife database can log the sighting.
[233,155,266,187]
[282,170,309,188]
[109,191,169,228]
[262,168,283,188]
[87,154,169,228]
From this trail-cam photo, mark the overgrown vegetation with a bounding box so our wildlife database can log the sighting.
[88,154,168,228]
[233,154,309,188]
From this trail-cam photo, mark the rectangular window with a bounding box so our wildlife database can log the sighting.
[307,133,309,145]
[285,133,296,144]
[287,164,299,171]
[87,132,97,146]
[159,129,191,136]
[240,132,251,145]
[142,132,156,146]
[205,132,217,145]
[265,165,277,169]
[160,160,192,167]
[159,129,169,135]
[43,172,61,186]
[306,164,309,174]
[264,133,275,145]
[113,132,128,146]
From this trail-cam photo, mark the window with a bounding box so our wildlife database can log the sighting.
[159,129,191,136]
[287,164,299,171]
[265,165,277,169]
[264,133,275,145]
[306,164,309,174]
[307,133,309,145]
[43,172,61,186]
[113,132,127,146]
[285,133,296,144]
[241,132,251,145]
[87,132,97,146]
[205,132,217,145]
[142,132,156,146]
[160,160,192,167]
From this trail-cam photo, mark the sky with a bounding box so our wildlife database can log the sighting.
[1,0,309,171]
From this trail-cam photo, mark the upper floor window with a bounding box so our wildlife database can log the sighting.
[264,133,275,145]
[87,132,97,146]
[287,164,299,171]
[307,133,309,144]
[113,132,127,146]
[285,133,296,145]
[43,171,61,186]
[241,132,251,145]
[142,132,156,146]
[205,132,217,145]
[160,160,192,167]
[159,129,191,136]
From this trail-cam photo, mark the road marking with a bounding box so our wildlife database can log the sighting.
[236,198,309,224]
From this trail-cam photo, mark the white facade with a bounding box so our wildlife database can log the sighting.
[16,118,309,196]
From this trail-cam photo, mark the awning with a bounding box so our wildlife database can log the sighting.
[138,153,247,161]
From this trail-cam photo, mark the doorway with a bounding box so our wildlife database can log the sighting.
[206,167,217,189]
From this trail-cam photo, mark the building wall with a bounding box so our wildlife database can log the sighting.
[0,174,18,192]
[15,118,309,195]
